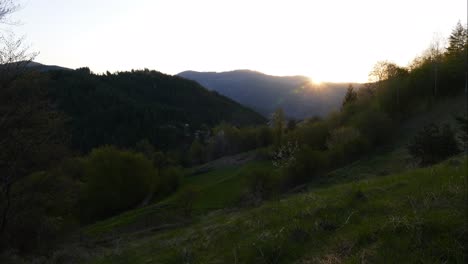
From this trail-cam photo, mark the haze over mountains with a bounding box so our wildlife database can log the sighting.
[178,70,355,119]
[28,63,355,120]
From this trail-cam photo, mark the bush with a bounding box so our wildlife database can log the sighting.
[79,146,157,223]
[349,109,393,145]
[326,126,370,166]
[175,186,199,217]
[283,147,328,187]
[2,161,82,254]
[326,126,361,150]
[188,139,206,165]
[157,166,183,198]
[408,123,460,166]
[244,169,281,204]
[455,115,468,151]
[288,120,329,151]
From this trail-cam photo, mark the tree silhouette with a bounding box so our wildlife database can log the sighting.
[342,84,357,108]
[0,0,67,237]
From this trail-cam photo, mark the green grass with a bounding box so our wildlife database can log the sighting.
[175,160,272,209]
[325,147,412,183]
[82,160,272,238]
[90,155,467,263]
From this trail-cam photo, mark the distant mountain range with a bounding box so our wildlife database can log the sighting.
[178,70,356,119]
[26,61,72,72]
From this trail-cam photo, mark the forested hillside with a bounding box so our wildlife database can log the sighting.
[45,68,266,152]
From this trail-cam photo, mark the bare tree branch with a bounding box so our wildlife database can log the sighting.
[0,0,19,24]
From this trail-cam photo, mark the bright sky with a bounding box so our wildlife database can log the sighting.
[12,0,467,83]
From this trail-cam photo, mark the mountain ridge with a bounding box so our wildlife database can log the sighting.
[178,70,356,119]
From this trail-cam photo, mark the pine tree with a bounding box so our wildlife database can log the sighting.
[342,84,358,108]
[447,21,468,55]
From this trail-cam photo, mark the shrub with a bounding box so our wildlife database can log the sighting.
[283,147,328,187]
[272,141,299,168]
[245,169,281,204]
[408,123,460,166]
[157,166,183,198]
[326,126,370,166]
[349,109,393,145]
[188,139,206,165]
[175,186,199,217]
[455,115,468,151]
[3,161,81,254]
[326,126,361,150]
[288,120,329,151]
[79,146,157,223]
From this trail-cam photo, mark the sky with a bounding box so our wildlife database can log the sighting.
[10,0,468,83]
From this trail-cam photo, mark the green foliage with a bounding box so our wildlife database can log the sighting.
[206,124,273,160]
[326,126,361,150]
[326,126,370,166]
[408,123,460,166]
[447,21,468,55]
[245,169,281,204]
[256,125,274,147]
[341,84,357,108]
[349,108,393,145]
[189,139,206,165]
[157,166,183,198]
[283,147,328,187]
[272,108,286,147]
[287,120,329,151]
[175,186,199,217]
[79,146,157,223]
[0,71,69,250]
[455,115,468,150]
[2,159,82,253]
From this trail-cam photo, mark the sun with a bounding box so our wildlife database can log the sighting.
[308,77,323,86]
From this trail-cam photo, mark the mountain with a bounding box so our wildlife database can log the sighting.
[178,70,355,119]
[44,68,266,152]
[26,61,72,72]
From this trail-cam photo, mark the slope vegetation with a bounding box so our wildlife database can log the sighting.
[89,155,466,264]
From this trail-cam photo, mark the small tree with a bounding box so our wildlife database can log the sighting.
[272,141,298,168]
[342,84,358,108]
[455,115,468,151]
[0,0,47,236]
[447,21,468,55]
[245,169,280,204]
[326,126,361,150]
[407,123,460,166]
[79,146,157,222]
[189,139,205,165]
[176,187,199,218]
[271,108,286,147]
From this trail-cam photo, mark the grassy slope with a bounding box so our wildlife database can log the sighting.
[78,95,466,262]
[92,155,467,263]
[82,160,271,238]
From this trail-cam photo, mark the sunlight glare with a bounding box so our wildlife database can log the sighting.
[309,77,323,86]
